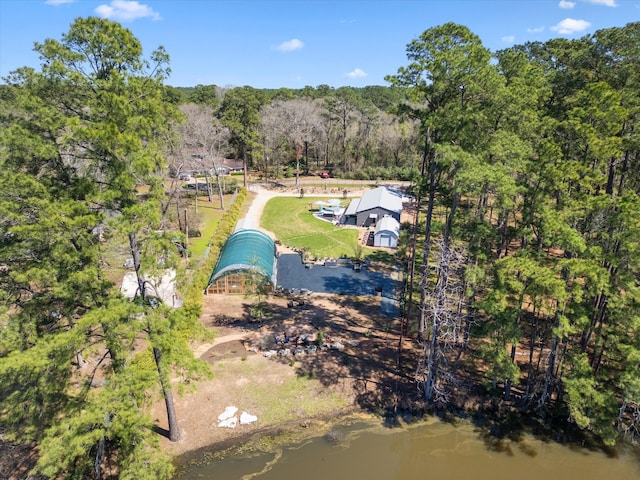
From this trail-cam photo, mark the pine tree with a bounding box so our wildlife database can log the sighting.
[0,17,209,478]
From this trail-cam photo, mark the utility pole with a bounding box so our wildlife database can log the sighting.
[184,208,188,246]
[194,177,198,215]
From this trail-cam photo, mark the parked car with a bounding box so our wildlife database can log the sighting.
[183,183,209,192]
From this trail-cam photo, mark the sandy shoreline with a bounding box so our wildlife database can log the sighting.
[171,407,371,471]
[156,287,405,461]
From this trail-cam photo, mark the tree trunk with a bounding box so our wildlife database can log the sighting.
[504,344,517,401]
[581,292,606,354]
[443,192,459,246]
[304,141,309,174]
[153,346,180,442]
[525,309,538,397]
[132,228,181,443]
[605,156,616,196]
[419,141,437,341]
[176,198,183,233]
[616,150,629,197]
[404,203,419,330]
[209,155,226,210]
[194,177,199,215]
[94,435,105,479]
[405,140,429,332]
[204,173,213,202]
[453,292,473,366]
[128,232,146,300]
[216,172,225,210]
[539,327,559,411]
[423,319,440,402]
[242,148,248,188]
[181,209,187,248]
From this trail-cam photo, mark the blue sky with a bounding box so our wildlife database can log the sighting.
[1,0,638,88]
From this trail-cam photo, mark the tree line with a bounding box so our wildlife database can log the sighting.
[0,17,210,479]
[167,79,419,183]
[389,21,640,446]
[0,14,638,479]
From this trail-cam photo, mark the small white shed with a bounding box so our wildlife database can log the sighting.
[373,216,400,248]
[120,269,178,307]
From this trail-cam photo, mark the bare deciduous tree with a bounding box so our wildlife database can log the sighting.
[377,113,419,168]
[416,240,467,406]
[259,98,321,184]
[178,103,230,209]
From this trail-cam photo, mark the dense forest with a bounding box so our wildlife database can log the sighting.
[0,15,639,479]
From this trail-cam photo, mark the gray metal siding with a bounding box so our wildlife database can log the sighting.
[356,207,400,226]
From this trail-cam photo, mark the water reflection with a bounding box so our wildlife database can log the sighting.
[175,418,640,480]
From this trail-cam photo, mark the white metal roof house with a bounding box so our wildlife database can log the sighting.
[341,186,403,227]
[374,216,400,248]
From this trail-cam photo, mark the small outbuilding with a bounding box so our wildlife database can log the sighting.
[120,269,179,307]
[206,229,277,294]
[373,216,400,248]
[341,186,403,227]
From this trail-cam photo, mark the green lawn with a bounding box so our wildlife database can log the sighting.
[188,194,235,260]
[261,197,360,259]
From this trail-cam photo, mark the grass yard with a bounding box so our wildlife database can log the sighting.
[187,192,241,260]
[99,196,228,282]
[210,358,350,426]
[261,197,360,259]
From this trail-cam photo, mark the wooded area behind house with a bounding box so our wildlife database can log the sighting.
[0,16,639,479]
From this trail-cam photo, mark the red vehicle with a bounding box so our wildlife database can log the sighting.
[320,171,330,179]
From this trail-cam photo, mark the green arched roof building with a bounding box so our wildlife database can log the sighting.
[207,229,277,294]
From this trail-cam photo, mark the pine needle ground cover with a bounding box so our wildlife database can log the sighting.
[261,197,359,259]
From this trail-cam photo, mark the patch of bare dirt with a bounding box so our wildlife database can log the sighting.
[0,437,43,480]
[154,291,419,457]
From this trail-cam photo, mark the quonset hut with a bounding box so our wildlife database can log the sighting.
[206,229,277,295]
[373,216,400,248]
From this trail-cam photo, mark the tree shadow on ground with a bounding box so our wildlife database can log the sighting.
[202,295,634,455]
[229,292,424,422]
[151,425,171,440]
[204,298,297,330]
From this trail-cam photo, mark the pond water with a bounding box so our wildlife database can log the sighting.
[174,417,640,480]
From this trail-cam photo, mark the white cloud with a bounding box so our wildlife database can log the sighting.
[527,26,545,33]
[95,1,161,22]
[551,18,591,34]
[273,39,304,52]
[582,0,617,6]
[346,68,367,79]
[45,0,76,4]
[559,0,576,8]
[501,35,516,43]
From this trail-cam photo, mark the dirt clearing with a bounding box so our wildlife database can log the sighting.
[155,291,414,456]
